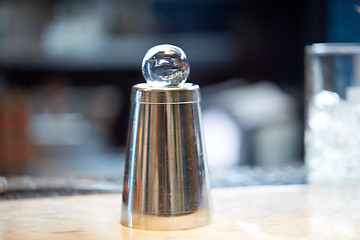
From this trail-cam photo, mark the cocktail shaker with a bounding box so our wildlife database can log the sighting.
[121,44,213,230]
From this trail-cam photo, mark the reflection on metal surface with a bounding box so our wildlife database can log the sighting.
[121,82,212,230]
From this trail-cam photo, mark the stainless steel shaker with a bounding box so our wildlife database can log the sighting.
[121,44,213,230]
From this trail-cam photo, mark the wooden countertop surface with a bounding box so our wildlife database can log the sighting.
[1,185,359,240]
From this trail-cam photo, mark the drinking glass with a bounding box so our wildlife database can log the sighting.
[305,43,360,186]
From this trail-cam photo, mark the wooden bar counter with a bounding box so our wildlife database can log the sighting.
[1,185,359,240]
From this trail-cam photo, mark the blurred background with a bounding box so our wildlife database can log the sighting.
[0,0,359,196]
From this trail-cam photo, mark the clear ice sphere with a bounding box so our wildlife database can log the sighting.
[142,44,190,87]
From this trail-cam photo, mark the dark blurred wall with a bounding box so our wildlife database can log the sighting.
[327,0,360,42]
[0,0,325,147]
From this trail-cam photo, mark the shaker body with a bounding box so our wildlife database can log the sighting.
[121,84,212,230]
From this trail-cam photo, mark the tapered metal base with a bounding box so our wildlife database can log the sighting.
[121,83,213,230]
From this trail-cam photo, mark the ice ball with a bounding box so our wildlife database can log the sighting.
[142,44,190,87]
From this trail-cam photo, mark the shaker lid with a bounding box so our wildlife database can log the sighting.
[132,44,200,104]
